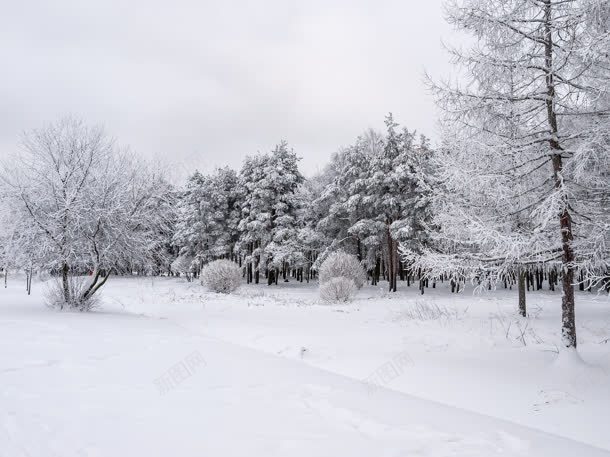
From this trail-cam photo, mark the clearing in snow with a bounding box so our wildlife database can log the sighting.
[1,276,609,456]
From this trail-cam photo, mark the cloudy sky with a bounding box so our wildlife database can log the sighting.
[0,0,459,178]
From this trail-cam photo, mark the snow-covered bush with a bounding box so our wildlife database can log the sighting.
[170,254,195,281]
[45,276,99,312]
[319,252,366,289]
[320,277,357,303]
[200,260,242,294]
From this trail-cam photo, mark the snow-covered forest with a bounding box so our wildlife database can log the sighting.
[1,0,609,455]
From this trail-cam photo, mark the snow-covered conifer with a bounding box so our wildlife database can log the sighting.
[236,142,304,285]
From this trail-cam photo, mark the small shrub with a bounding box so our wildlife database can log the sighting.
[45,276,99,312]
[171,254,195,281]
[320,277,357,303]
[319,252,366,289]
[200,259,242,294]
[393,300,466,323]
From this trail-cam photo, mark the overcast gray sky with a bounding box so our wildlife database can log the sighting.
[0,0,458,178]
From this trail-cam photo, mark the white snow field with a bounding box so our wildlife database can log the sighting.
[1,276,609,456]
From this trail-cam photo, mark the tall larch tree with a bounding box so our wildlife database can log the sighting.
[431,0,610,348]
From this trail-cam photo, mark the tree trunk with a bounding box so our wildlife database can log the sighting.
[27,269,32,295]
[386,226,397,292]
[62,262,70,305]
[81,269,111,302]
[518,268,526,317]
[544,0,577,348]
[375,257,381,285]
[392,239,398,292]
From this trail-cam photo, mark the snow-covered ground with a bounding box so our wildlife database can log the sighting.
[1,275,609,456]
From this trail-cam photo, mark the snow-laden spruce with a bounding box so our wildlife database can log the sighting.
[310,119,434,292]
[236,142,305,285]
[200,259,242,294]
[173,167,240,273]
[318,252,366,289]
[319,276,357,303]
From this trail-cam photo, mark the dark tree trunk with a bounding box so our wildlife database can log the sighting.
[386,226,397,292]
[374,258,381,285]
[27,269,32,295]
[62,262,70,305]
[81,269,111,302]
[518,268,526,317]
[544,0,576,348]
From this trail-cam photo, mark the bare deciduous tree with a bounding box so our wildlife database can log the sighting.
[1,117,171,309]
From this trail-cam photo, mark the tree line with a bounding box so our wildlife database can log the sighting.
[170,115,434,293]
